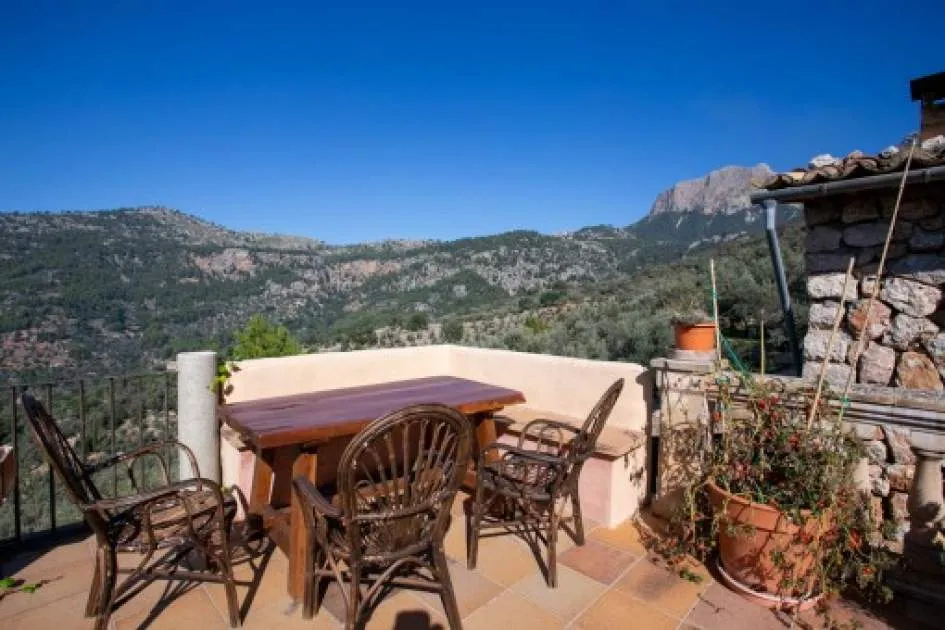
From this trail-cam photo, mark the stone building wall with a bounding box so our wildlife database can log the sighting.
[803,183,945,391]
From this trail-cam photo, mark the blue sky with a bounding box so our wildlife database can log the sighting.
[1,2,941,244]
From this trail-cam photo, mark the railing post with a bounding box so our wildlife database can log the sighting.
[889,432,945,625]
[177,351,220,482]
[904,434,945,573]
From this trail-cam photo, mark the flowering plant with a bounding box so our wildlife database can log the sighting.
[655,371,894,623]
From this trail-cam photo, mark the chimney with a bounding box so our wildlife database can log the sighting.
[911,71,945,141]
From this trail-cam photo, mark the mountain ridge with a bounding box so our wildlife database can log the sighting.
[0,164,800,379]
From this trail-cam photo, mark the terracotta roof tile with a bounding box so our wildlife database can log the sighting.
[761,140,945,191]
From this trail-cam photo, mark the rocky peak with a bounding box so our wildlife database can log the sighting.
[647,164,773,216]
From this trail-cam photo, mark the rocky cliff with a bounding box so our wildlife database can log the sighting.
[647,164,773,216]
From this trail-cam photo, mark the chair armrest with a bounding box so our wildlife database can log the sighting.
[90,477,224,513]
[86,439,201,480]
[478,441,565,468]
[293,476,342,520]
[518,418,581,450]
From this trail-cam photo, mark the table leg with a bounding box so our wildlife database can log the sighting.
[289,447,318,602]
[475,412,500,464]
[463,413,500,488]
[248,449,274,529]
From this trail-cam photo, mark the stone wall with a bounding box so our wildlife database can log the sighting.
[863,424,916,545]
[803,183,945,391]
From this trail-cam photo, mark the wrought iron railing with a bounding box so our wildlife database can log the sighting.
[0,371,177,548]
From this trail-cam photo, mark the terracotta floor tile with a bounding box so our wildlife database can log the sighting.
[240,598,341,629]
[573,591,677,630]
[466,533,543,587]
[204,548,293,622]
[363,590,447,630]
[683,582,791,630]
[442,511,468,562]
[0,558,95,619]
[588,520,647,555]
[114,586,225,629]
[613,557,708,619]
[1,537,94,575]
[795,596,904,630]
[412,558,502,618]
[462,589,566,630]
[511,564,605,622]
[315,576,452,629]
[110,579,203,623]
[0,591,95,630]
[559,538,638,585]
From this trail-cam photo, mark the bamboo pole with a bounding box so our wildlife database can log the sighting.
[808,257,855,429]
[841,136,919,402]
[760,318,766,376]
[710,259,722,366]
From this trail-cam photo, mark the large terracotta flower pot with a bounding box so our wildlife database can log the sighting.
[673,322,716,352]
[706,480,830,608]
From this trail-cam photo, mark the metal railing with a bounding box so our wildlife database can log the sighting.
[0,371,177,548]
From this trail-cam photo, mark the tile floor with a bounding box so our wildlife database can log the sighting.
[0,497,918,629]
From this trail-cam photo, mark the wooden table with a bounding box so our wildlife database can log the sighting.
[219,375,525,601]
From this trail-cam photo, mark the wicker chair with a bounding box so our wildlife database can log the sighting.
[20,392,240,630]
[292,403,472,630]
[467,378,624,587]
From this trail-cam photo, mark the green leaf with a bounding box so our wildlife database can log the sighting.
[0,577,15,589]
[21,583,39,593]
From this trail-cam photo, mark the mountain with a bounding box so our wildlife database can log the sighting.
[0,165,802,380]
[627,164,800,258]
[648,165,773,216]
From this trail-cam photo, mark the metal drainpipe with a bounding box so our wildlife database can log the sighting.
[763,199,803,376]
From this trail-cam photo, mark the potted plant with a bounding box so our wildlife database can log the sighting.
[671,308,716,352]
[656,372,893,618]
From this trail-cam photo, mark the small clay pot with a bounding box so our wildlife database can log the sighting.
[673,321,716,352]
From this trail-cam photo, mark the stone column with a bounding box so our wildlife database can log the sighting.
[904,433,945,575]
[177,351,220,482]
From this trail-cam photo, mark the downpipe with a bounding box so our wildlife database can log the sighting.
[764,199,802,376]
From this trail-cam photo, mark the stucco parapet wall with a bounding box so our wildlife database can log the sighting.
[223,345,651,435]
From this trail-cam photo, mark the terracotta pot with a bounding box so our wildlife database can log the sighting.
[673,321,716,352]
[706,480,830,605]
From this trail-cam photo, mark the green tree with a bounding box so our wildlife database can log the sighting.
[231,314,303,360]
[406,312,429,331]
[442,319,464,342]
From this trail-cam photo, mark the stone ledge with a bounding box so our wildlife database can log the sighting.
[649,356,716,373]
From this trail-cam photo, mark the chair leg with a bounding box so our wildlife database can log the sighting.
[432,546,462,630]
[303,541,325,619]
[93,547,118,630]
[85,546,105,617]
[312,548,329,617]
[571,490,585,546]
[345,564,361,630]
[547,512,559,588]
[467,482,484,570]
[220,554,241,627]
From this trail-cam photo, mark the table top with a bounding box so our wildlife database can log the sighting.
[219,375,526,450]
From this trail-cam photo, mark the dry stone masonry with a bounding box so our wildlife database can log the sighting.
[803,185,945,391]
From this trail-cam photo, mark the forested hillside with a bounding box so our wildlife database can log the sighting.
[0,166,805,382]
